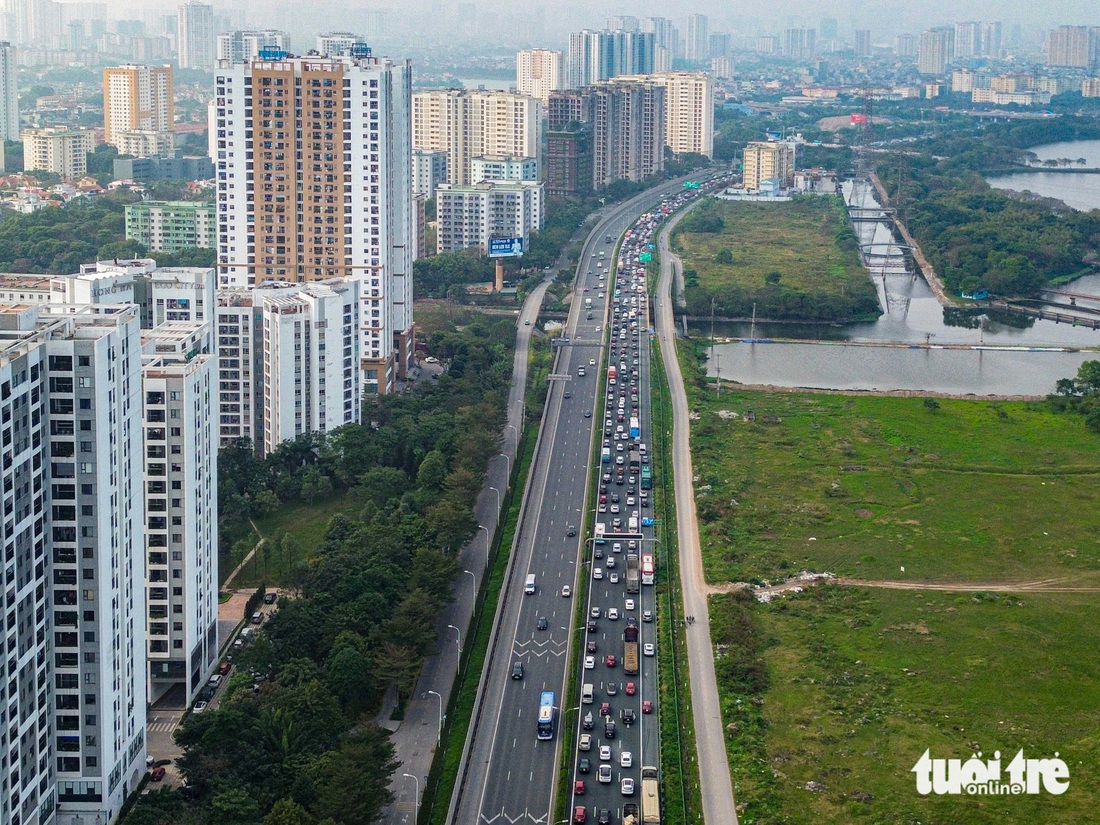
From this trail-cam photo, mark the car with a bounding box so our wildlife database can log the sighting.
[537,616,549,631]
[587,639,598,653]
[587,620,598,632]
[562,585,572,598]
[217,661,231,676]
[574,779,587,796]
[597,764,613,784]
[585,656,596,670]
[595,546,604,559]
[593,567,603,580]
[598,503,607,513]
[620,751,633,768]
[565,391,572,399]
[606,557,616,569]
[624,599,634,610]
[612,541,622,551]
[579,733,593,751]
[605,654,617,668]
[583,711,595,730]
[511,662,524,680]
[525,319,531,326]
[609,572,620,584]
[598,809,612,825]
[584,410,592,418]
[574,805,587,823]
[606,682,618,696]
[600,701,611,716]
[625,681,636,695]
[263,592,278,604]
[599,744,613,761]
[150,765,166,782]
[607,608,619,621]
[579,757,591,774]
[192,701,208,714]
[251,611,264,624]
[621,778,635,796]
[590,606,601,619]
[642,609,653,623]
[590,358,596,366]
[567,525,577,537]
[643,643,655,657]
[626,497,635,507]
[642,700,653,714]
[621,708,636,726]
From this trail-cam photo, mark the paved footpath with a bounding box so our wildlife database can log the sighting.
[655,201,740,825]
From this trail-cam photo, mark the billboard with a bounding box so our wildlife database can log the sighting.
[489,237,524,258]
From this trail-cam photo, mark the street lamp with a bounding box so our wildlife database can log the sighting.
[463,569,476,602]
[498,452,510,476]
[447,623,462,655]
[505,423,518,446]
[478,524,490,568]
[402,773,420,820]
[489,486,501,514]
[426,690,443,744]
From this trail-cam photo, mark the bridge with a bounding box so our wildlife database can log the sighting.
[848,206,896,223]
[988,299,1100,329]
[1044,288,1100,303]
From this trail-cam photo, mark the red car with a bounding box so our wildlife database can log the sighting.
[642,700,653,714]
[605,654,617,668]
[574,779,586,795]
[574,805,588,823]
[600,702,611,716]
[150,766,166,782]
[625,681,636,695]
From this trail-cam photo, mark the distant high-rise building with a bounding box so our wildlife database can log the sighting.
[607,15,639,32]
[412,89,542,185]
[0,41,18,140]
[567,29,657,88]
[756,35,780,55]
[103,63,174,146]
[316,32,364,57]
[641,16,678,51]
[178,1,215,69]
[22,126,96,180]
[980,21,1003,59]
[710,55,733,80]
[895,33,918,58]
[1046,26,1099,70]
[685,14,709,62]
[216,29,290,63]
[517,48,563,104]
[784,28,817,59]
[412,148,449,198]
[854,29,872,57]
[435,180,544,255]
[590,78,665,188]
[641,71,713,158]
[955,21,981,58]
[918,27,955,75]
[213,52,415,394]
[708,32,731,60]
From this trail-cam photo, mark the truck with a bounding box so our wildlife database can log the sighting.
[625,554,639,594]
[622,803,640,825]
[585,297,593,310]
[594,523,606,545]
[623,641,639,676]
[602,447,611,464]
[629,450,641,470]
[624,621,639,643]
[640,766,660,824]
[608,365,617,385]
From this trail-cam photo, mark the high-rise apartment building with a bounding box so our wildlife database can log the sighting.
[685,14,709,62]
[517,48,563,104]
[590,79,665,189]
[216,29,291,64]
[742,141,795,190]
[895,34,918,58]
[435,180,544,254]
[980,22,1003,59]
[114,130,175,157]
[412,148,449,198]
[855,29,872,57]
[470,155,538,182]
[954,21,981,58]
[213,52,414,394]
[643,72,713,158]
[178,1,215,69]
[125,200,217,252]
[412,89,542,186]
[0,302,148,825]
[567,29,657,89]
[103,64,174,146]
[918,27,955,75]
[22,126,96,180]
[784,28,817,59]
[316,32,363,57]
[1046,26,1099,70]
[0,41,18,141]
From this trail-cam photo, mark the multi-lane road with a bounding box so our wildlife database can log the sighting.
[449,177,710,825]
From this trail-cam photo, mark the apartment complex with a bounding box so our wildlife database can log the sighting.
[412,148,448,198]
[115,130,175,157]
[918,27,955,75]
[642,72,713,158]
[1046,26,1100,70]
[178,1,215,70]
[0,40,18,141]
[567,28,658,88]
[125,200,216,253]
[435,180,544,255]
[685,14,709,62]
[471,155,538,182]
[516,48,563,104]
[22,126,96,180]
[742,140,795,190]
[216,29,291,64]
[212,52,415,394]
[102,64,174,146]
[317,32,364,57]
[412,89,542,186]
[0,302,149,825]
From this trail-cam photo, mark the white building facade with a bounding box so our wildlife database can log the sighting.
[516,48,562,103]
[412,148,449,198]
[436,180,544,255]
[1,40,19,141]
[470,155,539,182]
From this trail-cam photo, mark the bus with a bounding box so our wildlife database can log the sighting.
[608,365,617,385]
[537,690,556,740]
[640,465,652,490]
[641,552,655,586]
[629,417,640,439]
[594,523,606,545]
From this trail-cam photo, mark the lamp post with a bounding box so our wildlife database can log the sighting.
[505,423,518,446]
[426,690,443,744]
[463,569,476,602]
[447,623,462,655]
[479,524,490,568]
[498,452,510,476]
[489,486,501,513]
[402,773,420,821]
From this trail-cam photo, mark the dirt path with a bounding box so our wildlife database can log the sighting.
[707,575,1100,596]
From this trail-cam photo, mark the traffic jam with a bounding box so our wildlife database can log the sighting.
[569,189,704,825]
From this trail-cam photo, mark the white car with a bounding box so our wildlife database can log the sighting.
[599,745,613,761]
[608,608,620,621]
[606,557,616,569]
[585,656,596,670]
[624,599,635,611]
[562,585,572,598]
[593,567,604,580]
[192,701,208,714]
[591,607,602,619]
[590,358,596,366]
[621,777,635,796]
[620,751,633,768]
[609,572,620,584]
[598,764,613,784]
[643,643,655,657]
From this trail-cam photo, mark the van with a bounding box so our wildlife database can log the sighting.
[582,683,594,704]
[525,574,537,595]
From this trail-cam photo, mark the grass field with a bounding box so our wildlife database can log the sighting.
[685,373,1100,824]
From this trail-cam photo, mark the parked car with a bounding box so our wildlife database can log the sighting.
[192,701,208,715]
[263,592,278,604]
[150,766,166,782]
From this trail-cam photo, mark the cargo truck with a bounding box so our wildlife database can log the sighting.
[623,641,639,676]
[641,766,660,823]
[626,554,639,594]
[622,804,640,825]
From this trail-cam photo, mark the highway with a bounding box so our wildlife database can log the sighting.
[448,177,708,825]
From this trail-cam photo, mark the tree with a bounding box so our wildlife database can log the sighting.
[212,787,263,824]
[311,727,398,825]
[300,465,332,505]
[715,249,734,264]
[417,449,447,490]
[264,799,315,825]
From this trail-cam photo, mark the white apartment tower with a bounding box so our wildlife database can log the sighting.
[435,180,544,255]
[317,32,364,57]
[411,89,542,185]
[103,64,174,146]
[216,30,291,64]
[0,303,147,825]
[644,72,713,158]
[517,48,563,104]
[212,52,415,394]
[22,127,96,181]
[412,148,449,198]
[178,1,215,70]
[215,289,262,446]
[142,323,218,704]
[0,41,18,141]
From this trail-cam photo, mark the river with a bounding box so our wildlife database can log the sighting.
[986,139,1100,213]
[692,176,1100,396]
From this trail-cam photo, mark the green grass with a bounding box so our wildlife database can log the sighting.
[673,197,868,300]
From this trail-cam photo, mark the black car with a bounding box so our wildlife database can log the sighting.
[567,525,577,537]
[511,662,524,680]
[597,809,612,825]
[587,620,598,633]
[263,592,277,605]
[603,721,616,739]
[579,757,591,774]
[537,617,549,631]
